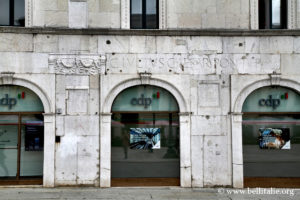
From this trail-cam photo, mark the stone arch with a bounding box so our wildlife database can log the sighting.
[0,76,52,113]
[233,78,300,113]
[100,77,191,188]
[231,77,300,188]
[0,75,55,187]
[103,77,188,113]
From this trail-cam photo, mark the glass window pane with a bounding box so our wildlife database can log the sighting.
[111,113,179,178]
[0,0,10,26]
[272,0,281,27]
[146,0,156,14]
[0,115,18,148]
[0,149,18,177]
[14,0,25,26]
[20,114,44,176]
[243,114,300,177]
[0,115,18,178]
[146,0,157,29]
[131,0,142,14]
[131,0,143,28]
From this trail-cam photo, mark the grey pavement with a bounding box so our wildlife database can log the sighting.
[0,187,298,200]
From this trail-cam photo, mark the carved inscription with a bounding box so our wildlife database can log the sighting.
[106,54,280,74]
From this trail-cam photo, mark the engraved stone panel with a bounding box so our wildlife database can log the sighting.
[49,54,106,75]
[198,83,219,107]
[66,89,89,114]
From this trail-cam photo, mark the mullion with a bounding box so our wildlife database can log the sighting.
[142,0,146,28]
[269,0,273,29]
[16,113,21,179]
[9,0,14,26]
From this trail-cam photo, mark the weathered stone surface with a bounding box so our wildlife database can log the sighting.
[66,89,89,114]
[98,36,129,53]
[45,11,68,27]
[191,115,228,136]
[0,52,48,73]
[0,33,33,52]
[191,135,203,187]
[77,136,99,185]
[281,54,300,75]
[203,136,231,186]
[65,116,99,136]
[34,34,59,53]
[69,1,88,28]
[259,37,293,54]
[198,84,220,107]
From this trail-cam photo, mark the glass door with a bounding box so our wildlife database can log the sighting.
[0,115,18,179]
[0,113,43,184]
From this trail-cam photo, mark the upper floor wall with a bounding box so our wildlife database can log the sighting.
[6,0,299,29]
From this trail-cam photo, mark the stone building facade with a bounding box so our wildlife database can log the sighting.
[1,0,300,188]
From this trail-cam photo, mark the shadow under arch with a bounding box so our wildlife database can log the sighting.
[231,77,300,188]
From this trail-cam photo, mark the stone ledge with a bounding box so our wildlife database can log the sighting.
[1,27,300,36]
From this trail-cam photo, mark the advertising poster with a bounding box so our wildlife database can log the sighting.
[25,124,44,151]
[258,128,290,149]
[129,128,160,150]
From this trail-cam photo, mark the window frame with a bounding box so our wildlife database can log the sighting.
[251,0,296,29]
[258,0,287,29]
[121,0,166,29]
[130,0,159,29]
[0,0,25,27]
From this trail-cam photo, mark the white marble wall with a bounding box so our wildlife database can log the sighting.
[1,32,300,188]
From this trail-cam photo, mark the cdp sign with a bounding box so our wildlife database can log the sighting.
[0,94,17,109]
[258,93,288,109]
[130,92,160,109]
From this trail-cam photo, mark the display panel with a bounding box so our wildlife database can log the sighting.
[20,115,44,176]
[130,128,160,150]
[258,128,290,149]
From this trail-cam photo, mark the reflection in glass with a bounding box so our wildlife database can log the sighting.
[145,0,157,29]
[130,0,158,29]
[243,114,300,177]
[20,115,44,176]
[0,115,18,177]
[272,0,281,27]
[111,113,179,178]
[14,0,25,26]
[131,0,143,29]
[0,0,10,25]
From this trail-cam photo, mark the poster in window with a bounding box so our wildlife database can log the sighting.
[258,128,290,149]
[129,128,160,150]
[25,124,44,151]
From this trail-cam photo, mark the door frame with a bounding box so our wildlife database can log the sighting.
[0,112,43,185]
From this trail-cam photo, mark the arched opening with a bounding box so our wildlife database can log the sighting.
[242,86,300,188]
[0,85,44,185]
[110,85,180,186]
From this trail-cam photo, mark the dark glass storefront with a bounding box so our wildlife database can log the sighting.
[242,86,300,187]
[0,85,44,185]
[111,85,180,186]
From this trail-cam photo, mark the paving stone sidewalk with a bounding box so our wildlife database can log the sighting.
[0,187,298,200]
